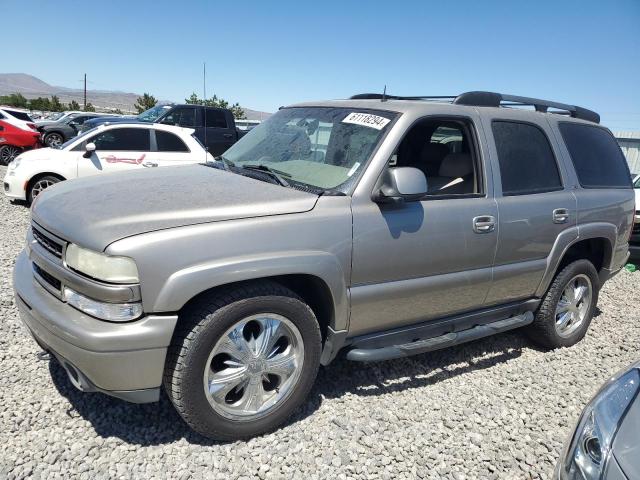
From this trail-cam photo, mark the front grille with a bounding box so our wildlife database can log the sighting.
[33,263,62,291]
[32,226,63,258]
[3,182,8,192]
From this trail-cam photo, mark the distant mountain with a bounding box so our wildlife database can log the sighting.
[0,73,271,120]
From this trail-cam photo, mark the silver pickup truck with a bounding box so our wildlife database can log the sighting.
[14,91,634,440]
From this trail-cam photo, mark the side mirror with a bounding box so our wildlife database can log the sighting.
[373,167,428,203]
[83,142,96,158]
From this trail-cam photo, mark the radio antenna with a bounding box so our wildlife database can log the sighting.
[203,61,208,161]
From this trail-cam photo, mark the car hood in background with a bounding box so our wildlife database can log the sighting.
[31,164,320,251]
[17,147,67,162]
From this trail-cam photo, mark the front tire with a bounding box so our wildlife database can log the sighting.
[28,175,61,204]
[527,259,599,349]
[164,281,322,440]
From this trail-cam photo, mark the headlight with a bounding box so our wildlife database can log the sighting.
[64,287,142,322]
[8,158,20,170]
[65,243,139,283]
[559,368,640,479]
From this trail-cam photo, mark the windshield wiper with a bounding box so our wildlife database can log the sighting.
[212,155,235,171]
[241,164,291,187]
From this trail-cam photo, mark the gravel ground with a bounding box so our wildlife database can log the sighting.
[1,164,639,479]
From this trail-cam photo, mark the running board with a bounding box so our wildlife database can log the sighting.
[346,312,534,362]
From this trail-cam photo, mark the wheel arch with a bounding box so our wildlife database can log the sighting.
[536,224,616,297]
[26,172,66,202]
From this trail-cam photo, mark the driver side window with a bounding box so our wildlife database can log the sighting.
[391,118,481,197]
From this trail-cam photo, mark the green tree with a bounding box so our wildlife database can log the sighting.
[134,93,157,113]
[184,92,246,119]
[50,95,64,112]
[29,97,51,111]
[68,100,81,110]
[0,93,28,108]
[84,103,96,112]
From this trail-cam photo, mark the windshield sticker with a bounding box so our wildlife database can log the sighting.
[342,112,390,130]
[347,162,361,177]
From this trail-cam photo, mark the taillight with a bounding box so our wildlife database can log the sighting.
[27,123,37,130]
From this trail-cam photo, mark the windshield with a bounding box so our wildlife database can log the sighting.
[222,107,396,193]
[137,104,172,122]
[634,176,640,189]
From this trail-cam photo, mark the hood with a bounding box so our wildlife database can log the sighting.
[17,147,66,162]
[31,164,319,251]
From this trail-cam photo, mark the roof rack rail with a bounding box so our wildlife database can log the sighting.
[453,91,600,123]
[348,91,600,123]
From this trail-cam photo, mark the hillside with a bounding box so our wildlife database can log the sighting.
[0,73,270,120]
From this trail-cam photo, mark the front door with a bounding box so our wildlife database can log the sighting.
[77,127,153,177]
[349,115,498,336]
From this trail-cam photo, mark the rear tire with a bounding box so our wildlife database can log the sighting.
[0,145,21,166]
[526,259,599,349]
[163,281,322,440]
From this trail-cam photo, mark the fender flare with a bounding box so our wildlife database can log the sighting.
[152,250,350,332]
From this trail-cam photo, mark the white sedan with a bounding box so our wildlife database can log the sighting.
[3,122,214,203]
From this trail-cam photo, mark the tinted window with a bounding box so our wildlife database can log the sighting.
[559,123,631,188]
[162,107,198,128]
[205,109,228,128]
[0,112,5,119]
[156,130,189,152]
[92,128,150,151]
[492,121,562,195]
[6,109,32,122]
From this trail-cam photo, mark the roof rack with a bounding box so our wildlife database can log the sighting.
[349,91,600,123]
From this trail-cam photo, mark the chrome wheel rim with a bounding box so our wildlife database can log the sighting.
[0,146,20,164]
[31,178,57,199]
[555,274,592,337]
[46,133,63,148]
[203,313,304,421]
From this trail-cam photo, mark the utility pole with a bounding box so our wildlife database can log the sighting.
[83,74,87,110]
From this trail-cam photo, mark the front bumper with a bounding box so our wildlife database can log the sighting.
[13,250,178,403]
[3,169,26,201]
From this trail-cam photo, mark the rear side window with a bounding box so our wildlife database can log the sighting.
[205,109,228,129]
[559,123,631,188]
[162,107,199,128]
[156,130,189,152]
[492,121,562,195]
[92,128,150,151]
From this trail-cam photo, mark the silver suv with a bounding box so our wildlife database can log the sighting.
[14,91,635,440]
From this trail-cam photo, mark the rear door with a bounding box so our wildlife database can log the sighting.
[204,108,236,155]
[76,127,153,177]
[150,129,202,167]
[481,113,577,305]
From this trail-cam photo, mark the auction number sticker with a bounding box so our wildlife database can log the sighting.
[342,112,390,130]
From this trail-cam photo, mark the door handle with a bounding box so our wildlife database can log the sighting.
[223,133,233,138]
[473,215,496,234]
[142,161,158,168]
[553,208,569,224]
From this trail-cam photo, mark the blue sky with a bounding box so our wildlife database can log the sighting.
[3,0,640,129]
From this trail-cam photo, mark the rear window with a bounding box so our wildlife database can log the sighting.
[559,123,631,188]
[492,121,562,196]
[156,130,189,152]
[205,109,228,129]
[5,109,32,122]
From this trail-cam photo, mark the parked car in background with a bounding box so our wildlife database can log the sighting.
[3,122,213,203]
[81,104,244,155]
[38,113,105,148]
[0,120,41,165]
[0,107,38,132]
[13,91,633,440]
[35,111,85,127]
[555,360,640,480]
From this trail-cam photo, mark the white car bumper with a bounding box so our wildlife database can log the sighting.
[3,170,27,201]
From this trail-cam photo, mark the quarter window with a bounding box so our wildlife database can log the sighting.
[156,130,189,152]
[492,121,562,195]
[559,123,631,188]
[92,128,150,151]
